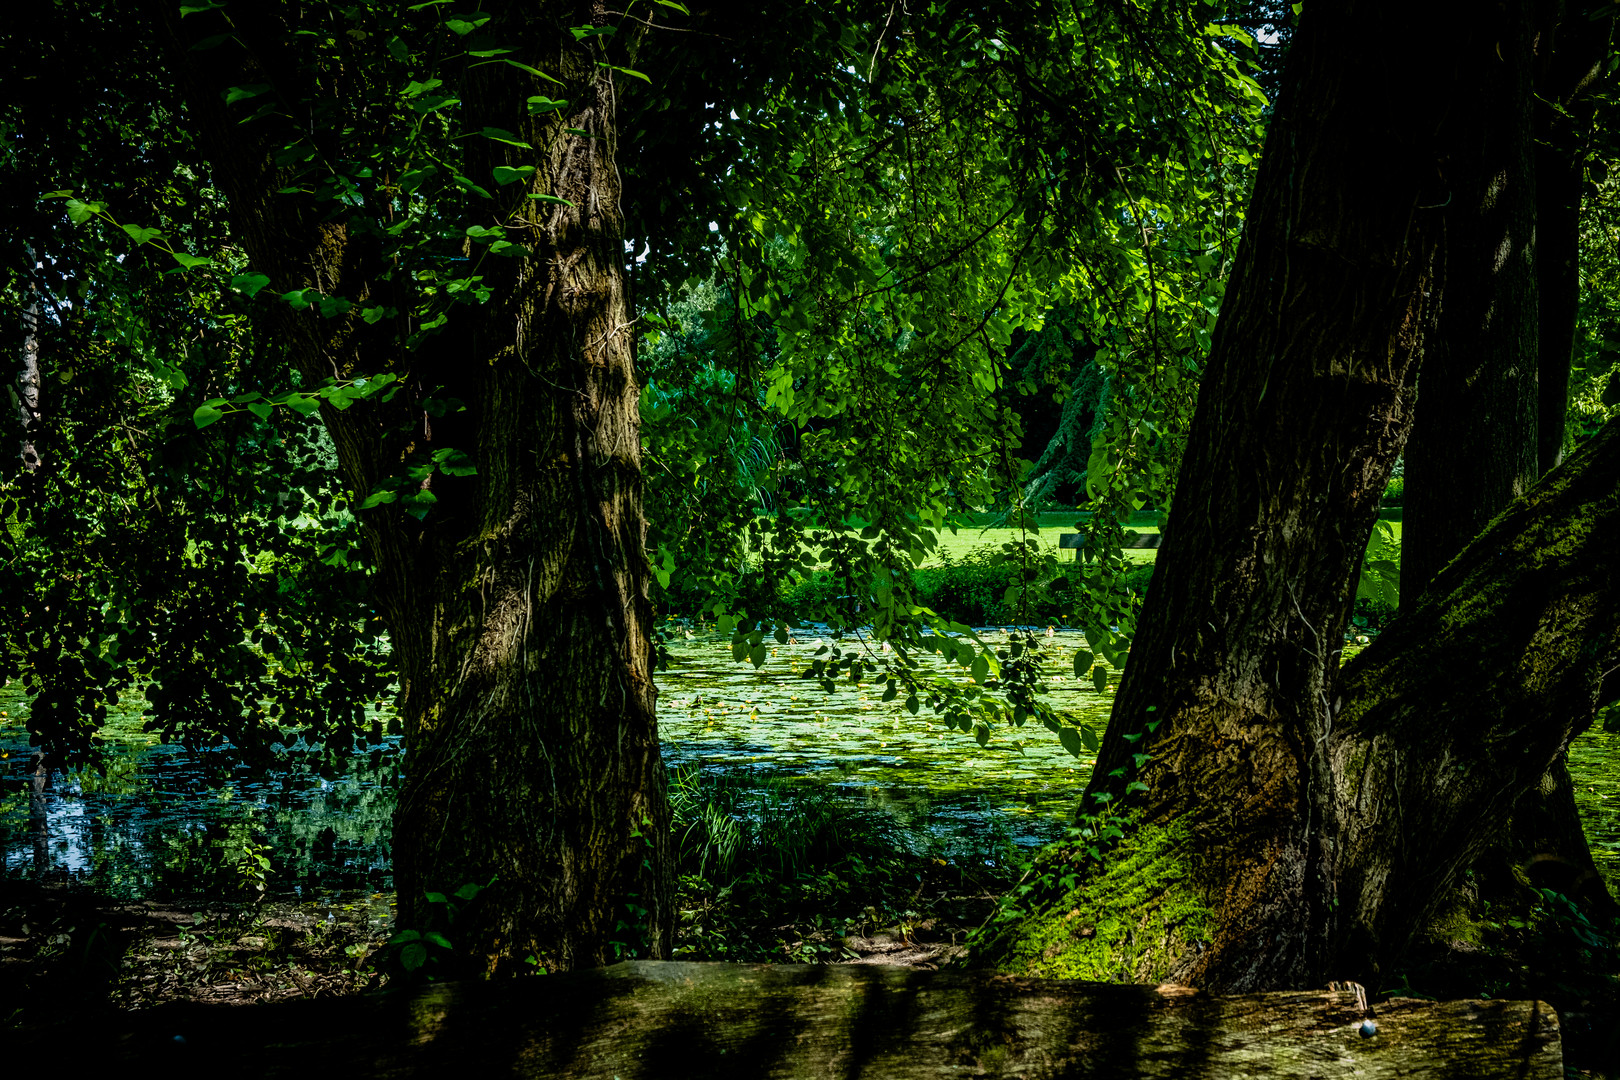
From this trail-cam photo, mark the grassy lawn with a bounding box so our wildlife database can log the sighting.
[924,510,1160,567]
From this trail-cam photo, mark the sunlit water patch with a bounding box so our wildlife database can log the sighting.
[657,628,1111,849]
[4,631,1614,901]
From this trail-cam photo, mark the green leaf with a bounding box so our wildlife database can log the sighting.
[1092,666,1108,693]
[316,295,352,318]
[444,15,490,35]
[974,723,989,747]
[170,252,213,271]
[492,165,535,186]
[432,447,477,476]
[1080,725,1100,753]
[399,166,439,191]
[401,78,444,99]
[452,175,493,199]
[479,127,533,149]
[749,644,767,668]
[359,489,399,508]
[230,272,272,297]
[1056,725,1084,758]
[179,0,225,14]
[121,223,163,245]
[245,402,272,420]
[1072,650,1093,677]
[529,193,575,207]
[225,83,272,105]
[423,931,453,950]
[597,62,651,83]
[63,199,104,224]
[526,96,568,114]
[970,653,989,684]
[453,881,487,900]
[653,0,691,12]
[905,695,920,715]
[400,942,428,971]
[388,929,422,944]
[476,58,564,84]
[192,403,226,428]
[284,396,320,416]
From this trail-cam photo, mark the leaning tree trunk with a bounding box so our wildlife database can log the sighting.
[1329,418,1620,975]
[1400,2,1617,920]
[160,0,672,973]
[1399,3,1538,601]
[977,0,1545,992]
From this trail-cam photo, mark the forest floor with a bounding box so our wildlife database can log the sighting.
[2,870,1616,1076]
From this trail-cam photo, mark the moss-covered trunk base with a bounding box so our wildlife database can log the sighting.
[972,818,1215,984]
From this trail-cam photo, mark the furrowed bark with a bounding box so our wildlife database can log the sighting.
[387,0,672,974]
[158,0,672,972]
[1330,417,1620,977]
[1077,0,1498,991]
[13,256,42,475]
[1400,0,1538,600]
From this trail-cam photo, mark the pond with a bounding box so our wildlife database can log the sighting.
[2,628,1617,900]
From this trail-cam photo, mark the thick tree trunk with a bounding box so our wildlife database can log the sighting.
[158,0,672,972]
[979,0,1593,994]
[1400,0,1614,920]
[386,2,673,975]
[1329,419,1620,976]
[1400,1,1538,599]
[47,962,1564,1079]
[1072,0,1481,991]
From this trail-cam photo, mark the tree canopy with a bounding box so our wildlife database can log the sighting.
[3,0,1618,994]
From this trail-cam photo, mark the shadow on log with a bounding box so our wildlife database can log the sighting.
[28,961,1560,1077]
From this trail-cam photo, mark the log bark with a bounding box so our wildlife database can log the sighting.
[156,0,672,972]
[45,962,1562,1079]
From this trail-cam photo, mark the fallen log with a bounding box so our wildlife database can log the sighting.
[41,961,1559,1078]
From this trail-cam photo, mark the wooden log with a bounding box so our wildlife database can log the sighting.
[39,961,1560,1077]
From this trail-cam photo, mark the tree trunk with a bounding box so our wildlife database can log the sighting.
[13,255,42,476]
[977,0,1606,993]
[158,0,672,973]
[1533,2,1615,476]
[1399,0,1538,599]
[1329,418,1620,974]
[1400,1,1615,920]
[1076,0,1475,991]
[49,962,1565,1079]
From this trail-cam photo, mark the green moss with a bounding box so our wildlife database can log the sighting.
[984,816,1215,982]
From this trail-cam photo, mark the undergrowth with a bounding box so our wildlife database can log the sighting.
[666,766,1029,963]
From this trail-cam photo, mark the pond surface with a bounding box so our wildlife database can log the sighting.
[2,628,1617,899]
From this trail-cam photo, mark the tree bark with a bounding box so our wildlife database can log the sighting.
[977,0,1610,994]
[13,254,42,475]
[1329,418,1620,974]
[156,0,672,972]
[49,962,1564,1079]
[1400,0,1538,599]
[1533,2,1615,476]
[1075,0,1478,991]
[1399,0,1614,921]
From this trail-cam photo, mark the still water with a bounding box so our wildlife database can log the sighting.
[2,628,1616,900]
